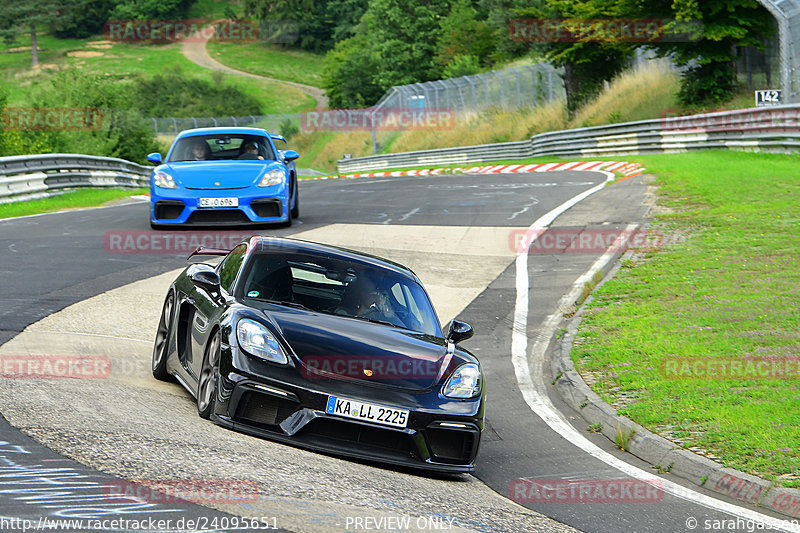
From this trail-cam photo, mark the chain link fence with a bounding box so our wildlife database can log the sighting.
[147,63,566,139]
[371,63,565,115]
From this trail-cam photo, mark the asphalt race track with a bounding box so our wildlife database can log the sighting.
[1,171,797,533]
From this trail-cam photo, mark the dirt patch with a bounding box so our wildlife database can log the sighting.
[5,46,41,53]
[67,50,105,58]
[86,40,113,48]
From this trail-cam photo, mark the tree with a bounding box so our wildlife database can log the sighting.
[322,0,453,107]
[322,20,383,108]
[53,0,115,39]
[0,0,69,66]
[629,0,775,105]
[437,0,495,69]
[515,0,634,116]
[243,0,368,52]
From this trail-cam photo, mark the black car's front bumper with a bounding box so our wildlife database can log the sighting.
[211,371,484,473]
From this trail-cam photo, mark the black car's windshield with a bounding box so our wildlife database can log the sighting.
[238,251,441,337]
[168,134,276,162]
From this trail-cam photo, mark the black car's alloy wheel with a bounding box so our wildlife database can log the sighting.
[197,330,220,419]
[152,292,174,381]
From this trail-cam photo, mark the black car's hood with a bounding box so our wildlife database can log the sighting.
[264,307,449,391]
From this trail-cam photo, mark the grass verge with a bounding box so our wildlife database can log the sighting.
[0,188,147,219]
[206,41,325,88]
[570,150,800,487]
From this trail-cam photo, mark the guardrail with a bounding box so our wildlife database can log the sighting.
[0,154,152,204]
[338,105,800,173]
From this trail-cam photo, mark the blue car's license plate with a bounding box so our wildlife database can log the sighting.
[199,197,238,208]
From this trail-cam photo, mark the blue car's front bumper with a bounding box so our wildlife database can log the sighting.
[150,186,289,226]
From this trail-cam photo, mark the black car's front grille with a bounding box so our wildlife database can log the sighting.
[154,200,185,220]
[235,391,298,427]
[250,199,282,218]
[187,209,252,224]
[302,418,415,458]
[425,428,475,463]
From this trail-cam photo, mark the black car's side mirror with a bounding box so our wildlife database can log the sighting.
[190,267,221,293]
[446,320,474,344]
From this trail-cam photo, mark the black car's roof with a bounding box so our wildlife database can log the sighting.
[244,235,421,283]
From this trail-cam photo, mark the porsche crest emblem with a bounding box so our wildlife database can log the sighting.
[363,369,373,377]
[214,181,221,186]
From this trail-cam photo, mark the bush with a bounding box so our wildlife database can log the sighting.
[442,54,481,79]
[20,70,160,162]
[278,117,300,140]
[678,62,737,107]
[130,66,263,117]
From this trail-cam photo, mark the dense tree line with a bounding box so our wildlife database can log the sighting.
[1,0,778,112]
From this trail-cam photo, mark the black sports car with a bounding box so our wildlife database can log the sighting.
[152,236,484,472]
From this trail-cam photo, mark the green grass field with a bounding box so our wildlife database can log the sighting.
[0,188,147,219]
[571,151,800,487]
[1,35,316,114]
[206,41,325,88]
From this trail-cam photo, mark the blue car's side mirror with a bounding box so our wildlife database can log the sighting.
[283,150,300,162]
[147,153,162,164]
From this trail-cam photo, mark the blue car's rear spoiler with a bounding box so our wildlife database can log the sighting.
[270,133,287,144]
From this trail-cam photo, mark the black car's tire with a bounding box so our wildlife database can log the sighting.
[152,292,174,381]
[290,178,300,219]
[197,330,220,419]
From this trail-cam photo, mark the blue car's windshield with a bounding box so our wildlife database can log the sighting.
[238,251,442,337]
[168,134,275,162]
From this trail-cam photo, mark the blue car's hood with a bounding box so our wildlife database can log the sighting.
[164,161,280,189]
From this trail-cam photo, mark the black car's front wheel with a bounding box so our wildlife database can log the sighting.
[152,292,174,381]
[197,330,220,419]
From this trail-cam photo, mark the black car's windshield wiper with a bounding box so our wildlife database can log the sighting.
[247,297,311,311]
[353,316,400,328]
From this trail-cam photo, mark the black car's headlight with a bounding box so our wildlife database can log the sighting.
[258,169,284,187]
[442,363,482,398]
[236,318,287,364]
[153,170,177,189]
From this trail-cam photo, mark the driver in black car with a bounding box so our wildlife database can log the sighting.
[338,275,400,325]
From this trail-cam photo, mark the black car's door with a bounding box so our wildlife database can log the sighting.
[187,244,247,383]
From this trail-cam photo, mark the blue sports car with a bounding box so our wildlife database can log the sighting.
[147,127,300,228]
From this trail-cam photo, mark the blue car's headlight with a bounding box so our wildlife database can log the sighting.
[153,170,177,189]
[259,169,285,187]
[442,363,482,398]
[236,318,288,364]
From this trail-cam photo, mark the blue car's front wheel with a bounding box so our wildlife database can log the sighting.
[290,176,299,219]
